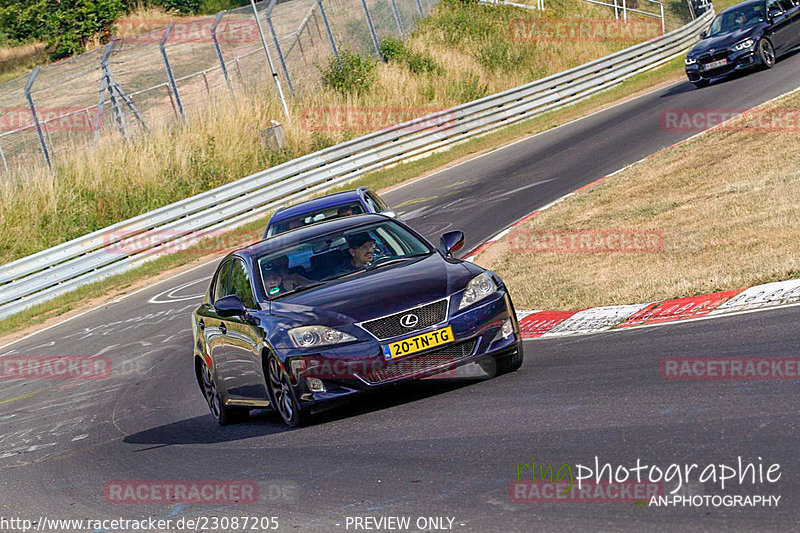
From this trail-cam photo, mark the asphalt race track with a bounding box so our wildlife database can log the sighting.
[2,59,800,532]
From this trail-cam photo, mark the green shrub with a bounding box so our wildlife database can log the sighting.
[0,0,125,58]
[320,50,378,96]
[158,0,202,15]
[379,36,442,75]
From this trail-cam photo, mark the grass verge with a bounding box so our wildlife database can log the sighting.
[0,56,687,341]
[474,86,800,310]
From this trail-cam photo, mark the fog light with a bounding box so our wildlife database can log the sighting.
[306,377,326,392]
[501,319,514,339]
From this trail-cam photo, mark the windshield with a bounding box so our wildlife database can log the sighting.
[707,4,765,36]
[257,221,432,299]
[267,201,365,237]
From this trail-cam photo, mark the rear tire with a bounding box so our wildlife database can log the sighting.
[265,355,306,428]
[199,359,248,426]
[757,38,775,69]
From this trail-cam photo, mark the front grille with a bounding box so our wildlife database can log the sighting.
[361,339,477,384]
[699,51,728,64]
[360,299,448,340]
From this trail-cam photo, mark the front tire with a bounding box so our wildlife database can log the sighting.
[496,344,524,375]
[199,359,248,426]
[757,38,775,69]
[265,355,305,428]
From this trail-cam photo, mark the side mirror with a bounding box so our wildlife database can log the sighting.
[382,210,397,218]
[440,231,465,257]
[700,30,707,38]
[214,295,247,318]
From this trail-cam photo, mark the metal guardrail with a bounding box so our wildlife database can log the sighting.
[0,9,713,321]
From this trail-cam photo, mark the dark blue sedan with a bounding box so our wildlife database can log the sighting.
[685,0,800,87]
[192,214,523,427]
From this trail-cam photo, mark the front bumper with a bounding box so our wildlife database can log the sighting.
[285,290,521,409]
[685,48,759,82]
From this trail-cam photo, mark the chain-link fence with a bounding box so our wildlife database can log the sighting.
[0,0,440,176]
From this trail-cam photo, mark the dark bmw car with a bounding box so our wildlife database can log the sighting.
[685,0,800,87]
[192,214,523,427]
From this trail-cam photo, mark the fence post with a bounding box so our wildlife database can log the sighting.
[250,0,291,122]
[0,140,8,173]
[210,11,234,93]
[415,0,425,17]
[389,0,405,38]
[622,0,627,21]
[361,0,383,59]
[160,25,184,120]
[316,0,340,61]
[267,0,295,95]
[24,67,52,168]
[660,2,665,33]
[613,0,619,19]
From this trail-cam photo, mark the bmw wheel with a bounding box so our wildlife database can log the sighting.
[199,359,248,426]
[266,355,305,427]
[758,38,775,69]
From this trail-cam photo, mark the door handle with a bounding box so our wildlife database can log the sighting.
[219,323,227,335]
[198,319,205,330]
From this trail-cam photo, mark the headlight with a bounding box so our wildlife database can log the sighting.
[288,326,356,348]
[732,39,755,51]
[684,56,697,65]
[458,272,497,310]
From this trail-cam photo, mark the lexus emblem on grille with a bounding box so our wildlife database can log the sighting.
[400,313,419,328]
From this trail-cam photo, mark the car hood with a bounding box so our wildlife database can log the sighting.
[690,25,761,55]
[268,254,476,324]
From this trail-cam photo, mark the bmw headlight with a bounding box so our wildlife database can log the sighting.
[733,38,755,51]
[684,56,697,65]
[458,272,497,310]
[289,326,356,348]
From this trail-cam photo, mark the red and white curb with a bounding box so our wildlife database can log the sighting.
[511,279,800,339]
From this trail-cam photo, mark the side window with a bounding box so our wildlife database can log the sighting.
[212,260,232,303]
[230,259,256,309]
[778,0,794,11]
[767,0,783,14]
[363,194,380,213]
[367,192,389,212]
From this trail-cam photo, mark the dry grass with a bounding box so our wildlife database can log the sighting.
[476,90,800,310]
[0,42,49,83]
[0,0,687,264]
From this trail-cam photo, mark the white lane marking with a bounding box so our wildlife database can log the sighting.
[491,178,557,200]
[384,79,684,196]
[0,258,218,352]
[147,276,211,304]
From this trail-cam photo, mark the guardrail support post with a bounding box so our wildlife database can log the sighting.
[24,67,52,168]
[267,0,295,95]
[389,0,406,38]
[210,11,234,93]
[361,0,383,59]
[160,25,184,121]
[250,0,291,122]
[316,0,340,62]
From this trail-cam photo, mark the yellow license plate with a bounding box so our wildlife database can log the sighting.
[382,327,454,360]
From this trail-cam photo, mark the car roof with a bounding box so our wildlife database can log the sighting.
[719,0,763,15]
[238,213,392,259]
[270,188,367,223]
